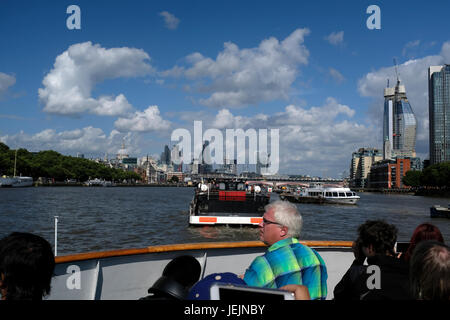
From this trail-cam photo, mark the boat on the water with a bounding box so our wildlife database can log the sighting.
[84,178,114,187]
[0,149,33,187]
[47,240,355,300]
[280,183,360,205]
[0,175,33,187]
[430,204,450,218]
[189,179,271,226]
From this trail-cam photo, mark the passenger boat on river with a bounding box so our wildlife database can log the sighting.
[188,179,271,226]
[280,183,360,205]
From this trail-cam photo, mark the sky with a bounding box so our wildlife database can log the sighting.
[1,0,449,177]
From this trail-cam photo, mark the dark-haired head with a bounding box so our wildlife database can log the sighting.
[404,223,444,262]
[357,220,398,256]
[0,232,55,300]
[162,255,201,288]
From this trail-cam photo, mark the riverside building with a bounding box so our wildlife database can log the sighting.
[428,65,450,165]
[350,148,383,188]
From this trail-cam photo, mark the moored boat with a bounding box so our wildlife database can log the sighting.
[0,175,33,187]
[0,150,33,187]
[84,178,114,187]
[430,204,450,218]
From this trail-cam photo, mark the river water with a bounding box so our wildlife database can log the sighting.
[0,187,449,255]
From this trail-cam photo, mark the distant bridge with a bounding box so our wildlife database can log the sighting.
[188,173,345,186]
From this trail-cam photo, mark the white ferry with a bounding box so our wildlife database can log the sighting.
[280,184,360,205]
[189,180,270,226]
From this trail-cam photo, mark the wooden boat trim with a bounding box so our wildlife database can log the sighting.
[54,240,353,264]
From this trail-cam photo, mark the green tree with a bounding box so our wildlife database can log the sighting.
[402,170,422,187]
[0,143,141,182]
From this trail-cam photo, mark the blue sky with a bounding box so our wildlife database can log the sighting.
[1,0,449,177]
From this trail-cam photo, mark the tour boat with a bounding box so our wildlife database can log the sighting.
[188,180,271,226]
[280,184,360,205]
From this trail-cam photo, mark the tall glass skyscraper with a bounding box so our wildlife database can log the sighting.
[428,65,450,165]
[383,80,417,160]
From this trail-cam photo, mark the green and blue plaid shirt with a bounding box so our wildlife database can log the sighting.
[243,237,328,300]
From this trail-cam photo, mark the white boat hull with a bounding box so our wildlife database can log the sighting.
[0,176,33,187]
[47,241,354,300]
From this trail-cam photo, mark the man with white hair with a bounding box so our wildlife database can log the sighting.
[243,200,328,300]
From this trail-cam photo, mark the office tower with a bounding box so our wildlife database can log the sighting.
[160,145,171,165]
[350,147,383,188]
[383,79,417,160]
[428,65,450,165]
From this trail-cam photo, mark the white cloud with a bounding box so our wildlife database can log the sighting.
[328,67,345,84]
[205,98,374,176]
[402,40,420,57]
[357,41,450,158]
[325,31,344,46]
[159,11,180,30]
[162,28,310,108]
[0,72,16,98]
[0,127,140,156]
[38,42,152,116]
[114,105,171,132]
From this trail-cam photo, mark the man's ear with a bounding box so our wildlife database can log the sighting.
[280,226,288,238]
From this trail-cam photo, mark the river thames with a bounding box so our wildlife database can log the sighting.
[0,187,449,255]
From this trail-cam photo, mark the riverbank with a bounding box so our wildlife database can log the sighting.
[352,187,450,198]
[414,187,450,198]
[32,182,193,188]
[351,188,415,195]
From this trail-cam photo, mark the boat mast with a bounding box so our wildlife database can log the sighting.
[14,149,17,177]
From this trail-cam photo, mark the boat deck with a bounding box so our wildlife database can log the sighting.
[47,241,354,300]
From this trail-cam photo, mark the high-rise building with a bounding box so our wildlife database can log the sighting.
[160,145,171,165]
[349,147,383,188]
[428,65,450,165]
[383,79,417,160]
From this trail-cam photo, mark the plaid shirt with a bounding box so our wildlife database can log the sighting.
[243,237,328,300]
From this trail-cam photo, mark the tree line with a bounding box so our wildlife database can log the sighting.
[0,143,141,182]
[402,161,450,188]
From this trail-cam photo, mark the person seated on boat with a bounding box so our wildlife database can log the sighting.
[140,255,201,300]
[242,200,328,300]
[0,232,55,300]
[401,223,444,262]
[279,284,311,300]
[409,240,449,300]
[333,220,412,300]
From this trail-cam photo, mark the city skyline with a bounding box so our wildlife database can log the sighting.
[1,1,450,177]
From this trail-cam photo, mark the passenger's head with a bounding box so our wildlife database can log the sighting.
[357,220,398,257]
[410,240,449,300]
[259,200,302,246]
[162,255,201,289]
[147,255,201,300]
[404,223,444,261]
[0,232,55,300]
